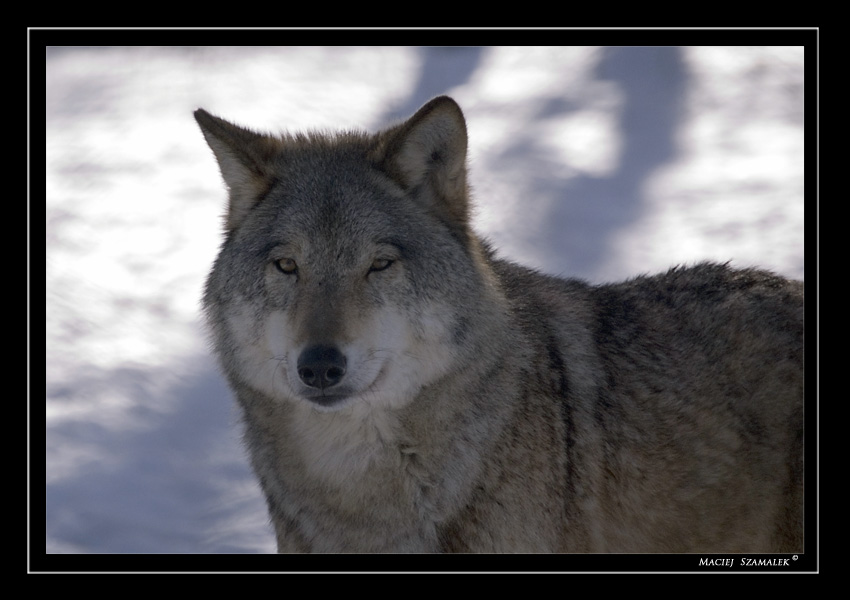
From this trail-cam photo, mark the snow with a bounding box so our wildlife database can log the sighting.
[43,45,806,555]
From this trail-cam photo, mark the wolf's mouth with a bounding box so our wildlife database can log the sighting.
[306,392,350,407]
[296,387,357,412]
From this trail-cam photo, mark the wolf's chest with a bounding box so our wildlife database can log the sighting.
[285,404,412,487]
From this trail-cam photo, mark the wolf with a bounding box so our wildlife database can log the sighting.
[194,96,804,553]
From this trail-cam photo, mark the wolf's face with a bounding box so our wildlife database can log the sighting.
[198,98,494,414]
[207,151,476,413]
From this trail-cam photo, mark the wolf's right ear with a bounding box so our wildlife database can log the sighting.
[194,109,283,232]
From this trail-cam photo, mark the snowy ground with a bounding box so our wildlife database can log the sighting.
[44,46,806,556]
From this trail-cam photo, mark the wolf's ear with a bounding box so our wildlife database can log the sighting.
[375,96,470,236]
[194,109,282,232]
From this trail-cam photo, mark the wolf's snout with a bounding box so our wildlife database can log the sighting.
[297,344,347,389]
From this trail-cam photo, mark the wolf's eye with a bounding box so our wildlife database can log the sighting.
[275,258,298,275]
[369,258,394,273]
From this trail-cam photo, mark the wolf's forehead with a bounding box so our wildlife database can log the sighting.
[262,185,405,257]
[273,149,390,204]
[273,183,398,232]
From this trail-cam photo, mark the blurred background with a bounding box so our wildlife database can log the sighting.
[44,46,805,554]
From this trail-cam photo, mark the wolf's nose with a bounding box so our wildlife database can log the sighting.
[297,345,347,389]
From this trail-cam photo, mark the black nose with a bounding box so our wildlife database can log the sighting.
[297,345,347,389]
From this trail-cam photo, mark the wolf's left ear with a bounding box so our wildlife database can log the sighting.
[375,96,470,235]
[194,109,283,232]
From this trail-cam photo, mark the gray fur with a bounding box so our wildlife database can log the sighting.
[195,96,804,553]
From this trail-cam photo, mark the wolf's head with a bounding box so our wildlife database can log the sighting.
[197,97,506,414]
